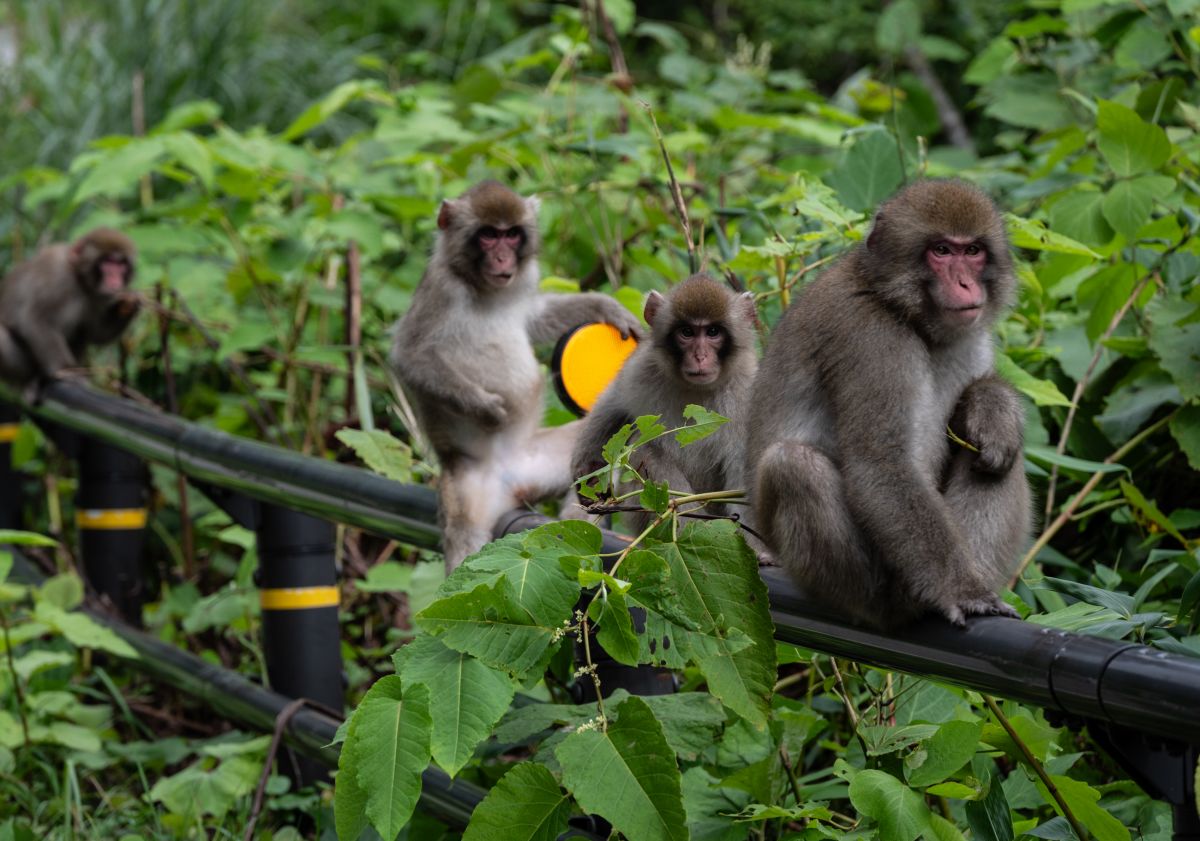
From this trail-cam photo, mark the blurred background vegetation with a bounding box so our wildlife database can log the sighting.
[0,0,1197,838]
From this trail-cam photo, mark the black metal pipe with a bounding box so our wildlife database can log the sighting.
[0,401,22,530]
[76,438,148,625]
[11,383,1200,745]
[255,505,344,786]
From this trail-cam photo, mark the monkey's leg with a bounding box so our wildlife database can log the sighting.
[0,326,35,386]
[438,460,515,572]
[942,450,1031,590]
[505,421,583,502]
[755,440,903,627]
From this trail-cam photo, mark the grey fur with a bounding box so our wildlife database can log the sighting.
[389,183,641,570]
[745,180,1031,629]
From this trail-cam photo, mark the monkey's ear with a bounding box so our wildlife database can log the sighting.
[643,290,666,325]
[866,211,884,251]
[437,200,457,231]
[525,195,541,216]
[737,291,758,323]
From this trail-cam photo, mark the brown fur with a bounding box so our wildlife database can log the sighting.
[0,227,139,387]
[572,274,758,525]
[745,180,1030,629]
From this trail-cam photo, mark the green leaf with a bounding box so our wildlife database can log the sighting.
[964,772,1014,841]
[675,404,730,446]
[73,136,167,202]
[1049,191,1113,247]
[393,635,515,777]
[349,677,431,841]
[33,603,138,659]
[557,695,688,841]
[995,354,1073,407]
[826,129,906,212]
[1038,578,1134,617]
[357,561,412,593]
[1044,775,1130,841]
[589,587,640,667]
[876,0,922,53]
[462,763,571,841]
[335,428,413,482]
[1097,100,1172,177]
[153,99,221,133]
[282,79,387,141]
[849,769,936,841]
[640,480,671,515]
[162,132,214,190]
[640,521,775,728]
[1120,479,1188,547]
[905,721,983,787]
[1147,297,1200,402]
[149,756,259,821]
[1006,215,1101,258]
[0,531,58,548]
[1101,175,1175,241]
[982,74,1074,131]
[1024,445,1127,475]
[39,573,83,610]
[1170,404,1200,471]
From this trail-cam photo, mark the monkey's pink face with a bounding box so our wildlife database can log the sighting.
[675,322,725,386]
[477,226,524,287]
[927,239,987,324]
[98,253,133,295]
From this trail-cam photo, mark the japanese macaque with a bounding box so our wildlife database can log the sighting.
[390,180,641,571]
[746,179,1030,629]
[571,274,758,524]
[0,228,140,388]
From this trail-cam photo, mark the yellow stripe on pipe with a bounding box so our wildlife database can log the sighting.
[76,508,148,529]
[260,586,340,610]
[0,424,19,443]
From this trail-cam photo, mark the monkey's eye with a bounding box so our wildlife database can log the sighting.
[679,326,696,339]
[705,325,722,338]
[504,227,525,244]
[477,226,500,242]
[931,243,952,257]
[965,243,982,256]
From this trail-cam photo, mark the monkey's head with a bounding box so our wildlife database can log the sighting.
[863,179,1014,344]
[645,274,758,390]
[70,227,137,299]
[437,180,541,291]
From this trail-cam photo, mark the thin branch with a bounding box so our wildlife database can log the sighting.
[902,47,974,152]
[642,102,697,274]
[1044,269,1156,522]
[983,695,1088,840]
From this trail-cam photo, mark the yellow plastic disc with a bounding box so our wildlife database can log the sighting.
[552,322,639,416]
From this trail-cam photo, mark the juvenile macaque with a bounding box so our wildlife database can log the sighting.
[0,228,140,387]
[390,180,641,571]
[746,179,1030,629]
[571,274,758,521]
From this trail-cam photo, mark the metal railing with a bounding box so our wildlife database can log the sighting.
[4,380,1199,836]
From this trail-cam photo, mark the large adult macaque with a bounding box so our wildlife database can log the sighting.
[390,180,641,571]
[0,228,140,388]
[571,274,758,522]
[747,180,1030,629]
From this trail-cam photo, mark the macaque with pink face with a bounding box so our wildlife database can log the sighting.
[745,180,1031,630]
[0,228,140,387]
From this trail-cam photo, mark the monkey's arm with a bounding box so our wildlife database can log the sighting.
[950,374,1024,476]
[396,346,508,425]
[85,293,141,346]
[12,325,76,380]
[527,293,642,344]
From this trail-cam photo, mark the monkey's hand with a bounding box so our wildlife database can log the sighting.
[113,291,142,321]
[466,389,509,428]
[603,306,643,341]
[940,590,1019,628]
[952,377,1023,476]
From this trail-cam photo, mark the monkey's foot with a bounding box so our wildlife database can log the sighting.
[941,594,1018,627]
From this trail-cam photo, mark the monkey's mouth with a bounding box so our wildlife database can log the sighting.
[486,272,515,287]
[682,369,719,385]
[951,305,982,321]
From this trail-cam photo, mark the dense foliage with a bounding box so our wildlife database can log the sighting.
[0,0,1197,838]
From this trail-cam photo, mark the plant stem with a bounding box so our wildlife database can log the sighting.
[983,695,1088,840]
[0,604,30,746]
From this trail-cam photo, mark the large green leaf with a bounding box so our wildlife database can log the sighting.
[995,355,1073,408]
[556,695,688,841]
[462,763,572,841]
[1043,776,1130,841]
[1006,215,1101,258]
[335,428,413,483]
[33,602,138,659]
[826,129,906,212]
[1096,100,1172,177]
[1170,404,1200,471]
[849,769,938,841]
[1101,175,1175,241]
[1147,297,1200,401]
[73,136,167,202]
[345,677,432,841]
[394,636,515,777]
[638,521,775,728]
[282,79,389,141]
[905,721,983,788]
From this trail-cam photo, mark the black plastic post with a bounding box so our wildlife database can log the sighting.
[256,504,343,786]
[0,402,21,531]
[77,438,148,625]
